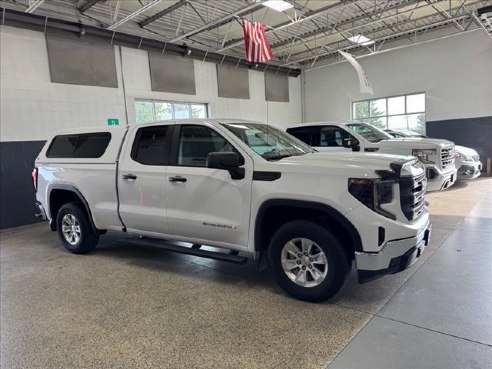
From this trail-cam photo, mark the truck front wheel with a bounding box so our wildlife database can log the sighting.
[56,202,99,254]
[267,220,349,302]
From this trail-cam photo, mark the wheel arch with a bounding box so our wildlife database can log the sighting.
[48,184,98,233]
[254,199,363,257]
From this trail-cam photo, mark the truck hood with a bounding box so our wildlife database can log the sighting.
[455,145,478,156]
[274,152,414,172]
[376,137,453,149]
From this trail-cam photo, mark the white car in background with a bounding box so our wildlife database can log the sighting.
[386,130,482,180]
[286,122,457,192]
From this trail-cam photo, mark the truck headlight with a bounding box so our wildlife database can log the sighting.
[454,152,471,161]
[348,178,396,220]
[412,149,436,164]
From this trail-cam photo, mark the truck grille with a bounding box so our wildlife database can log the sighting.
[399,172,427,221]
[440,145,454,169]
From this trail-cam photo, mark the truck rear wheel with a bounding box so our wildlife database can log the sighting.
[56,202,99,254]
[267,220,349,302]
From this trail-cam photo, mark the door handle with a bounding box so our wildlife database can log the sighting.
[169,176,187,183]
[122,174,137,180]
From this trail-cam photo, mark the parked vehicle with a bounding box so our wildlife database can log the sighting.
[385,130,482,180]
[33,119,431,302]
[287,122,456,192]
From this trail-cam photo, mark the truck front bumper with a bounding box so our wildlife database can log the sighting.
[425,166,457,192]
[355,221,431,283]
[457,161,482,180]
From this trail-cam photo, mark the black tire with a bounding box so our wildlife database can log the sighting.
[56,202,99,254]
[267,220,349,302]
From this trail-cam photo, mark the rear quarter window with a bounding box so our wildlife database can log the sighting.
[286,127,313,145]
[46,132,111,158]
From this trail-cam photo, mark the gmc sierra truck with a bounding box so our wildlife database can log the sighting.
[33,119,431,302]
[385,130,482,181]
[287,122,457,192]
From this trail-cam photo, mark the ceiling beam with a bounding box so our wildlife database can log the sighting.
[169,1,264,43]
[273,0,433,56]
[25,0,45,13]
[216,0,366,53]
[139,0,187,27]
[107,0,161,31]
[271,0,423,51]
[286,14,471,66]
[77,0,103,14]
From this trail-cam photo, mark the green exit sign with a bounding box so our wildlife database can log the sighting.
[107,118,119,126]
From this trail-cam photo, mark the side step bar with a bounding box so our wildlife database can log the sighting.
[121,238,247,265]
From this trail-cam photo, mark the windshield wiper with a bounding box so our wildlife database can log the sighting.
[263,153,293,161]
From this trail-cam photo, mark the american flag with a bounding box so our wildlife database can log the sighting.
[242,19,274,63]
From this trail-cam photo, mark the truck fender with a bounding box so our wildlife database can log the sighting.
[254,199,363,253]
[47,184,99,233]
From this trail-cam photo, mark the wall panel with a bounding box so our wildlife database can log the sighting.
[46,30,118,87]
[148,52,196,95]
[217,64,249,99]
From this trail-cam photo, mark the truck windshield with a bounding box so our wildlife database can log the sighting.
[347,123,393,143]
[222,123,315,161]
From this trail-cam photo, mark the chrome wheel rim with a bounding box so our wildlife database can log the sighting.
[61,214,81,245]
[281,238,328,288]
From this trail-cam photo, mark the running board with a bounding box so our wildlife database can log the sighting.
[120,238,247,265]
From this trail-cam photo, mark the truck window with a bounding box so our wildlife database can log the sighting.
[177,125,234,167]
[286,127,313,146]
[131,126,170,166]
[319,127,352,147]
[46,132,111,158]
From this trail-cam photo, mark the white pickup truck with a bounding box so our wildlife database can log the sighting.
[33,119,431,302]
[287,122,457,192]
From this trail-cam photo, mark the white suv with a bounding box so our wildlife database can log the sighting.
[287,122,457,192]
[33,119,431,302]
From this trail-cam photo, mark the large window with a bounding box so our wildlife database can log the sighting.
[135,99,208,124]
[131,126,170,166]
[177,125,234,167]
[46,133,111,158]
[352,93,426,134]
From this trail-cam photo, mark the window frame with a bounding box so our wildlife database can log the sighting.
[130,125,173,166]
[135,99,209,124]
[351,92,426,133]
[318,125,355,148]
[169,124,243,168]
[286,126,314,146]
[46,132,112,158]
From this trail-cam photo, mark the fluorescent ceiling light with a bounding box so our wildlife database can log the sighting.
[348,34,375,46]
[263,0,294,12]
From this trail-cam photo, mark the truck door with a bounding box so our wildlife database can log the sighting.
[118,125,172,234]
[165,124,252,248]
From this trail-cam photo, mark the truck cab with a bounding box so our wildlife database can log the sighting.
[287,122,457,192]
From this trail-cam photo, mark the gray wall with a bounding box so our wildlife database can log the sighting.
[427,116,492,165]
[0,141,46,229]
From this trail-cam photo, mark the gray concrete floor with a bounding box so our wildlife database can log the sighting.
[1,178,491,369]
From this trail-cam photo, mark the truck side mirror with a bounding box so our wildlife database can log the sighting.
[342,138,360,152]
[206,152,245,180]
